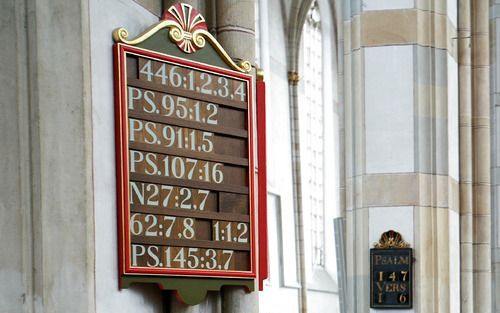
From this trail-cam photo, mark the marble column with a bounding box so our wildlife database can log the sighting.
[470,1,491,312]
[458,0,473,312]
[214,1,259,313]
[342,0,461,312]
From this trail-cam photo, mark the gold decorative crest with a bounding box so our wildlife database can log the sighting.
[112,3,251,73]
[164,3,207,53]
[374,230,410,249]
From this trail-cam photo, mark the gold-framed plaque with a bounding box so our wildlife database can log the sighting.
[370,230,413,309]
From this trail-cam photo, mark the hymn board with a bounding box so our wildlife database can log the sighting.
[370,230,413,309]
[113,3,267,303]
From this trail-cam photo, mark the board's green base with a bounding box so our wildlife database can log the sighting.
[121,275,254,305]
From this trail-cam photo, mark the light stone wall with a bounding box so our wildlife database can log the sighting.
[343,1,461,312]
[135,0,162,16]
[258,0,341,312]
[259,194,300,313]
[0,0,96,312]
[362,0,413,11]
[2,0,493,312]
[490,1,500,312]
[364,45,414,174]
[469,2,492,313]
[89,0,164,311]
[0,1,31,312]
[261,0,299,287]
[258,0,301,312]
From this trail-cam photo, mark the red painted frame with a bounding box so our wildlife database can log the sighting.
[256,79,268,290]
[114,43,260,280]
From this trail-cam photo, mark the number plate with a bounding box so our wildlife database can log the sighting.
[114,43,256,279]
[370,248,413,309]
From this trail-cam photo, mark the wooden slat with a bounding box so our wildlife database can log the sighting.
[130,173,249,194]
[128,78,248,110]
[131,236,251,251]
[129,142,249,166]
[128,110,248,139]
[130,204,250,222]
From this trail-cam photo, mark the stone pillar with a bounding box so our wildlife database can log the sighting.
[458,1,492,312]
[215,1,259,312]
[287,69,308,313]
[342,1,461,312]
[0,1,32,311]
[0,0,95,312]
[170,292,221,313]
[162,1,257,313]
[490,0,500,311]
[342,2,368,310]
[171,299,205,313]
[471,1,491,312]
[459,0,474,312]
[222,287,259,313]
[161,2,224,312]
[215,0,255,62]
[30,0,95,311]
[283,2,318,312]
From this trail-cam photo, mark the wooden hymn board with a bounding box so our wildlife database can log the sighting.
[113,3,267,304]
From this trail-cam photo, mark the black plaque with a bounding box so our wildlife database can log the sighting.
[370,235,412,309]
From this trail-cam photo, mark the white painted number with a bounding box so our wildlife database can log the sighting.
[139,60,153,81]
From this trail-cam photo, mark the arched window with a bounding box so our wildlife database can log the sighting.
[300,0,325,267]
